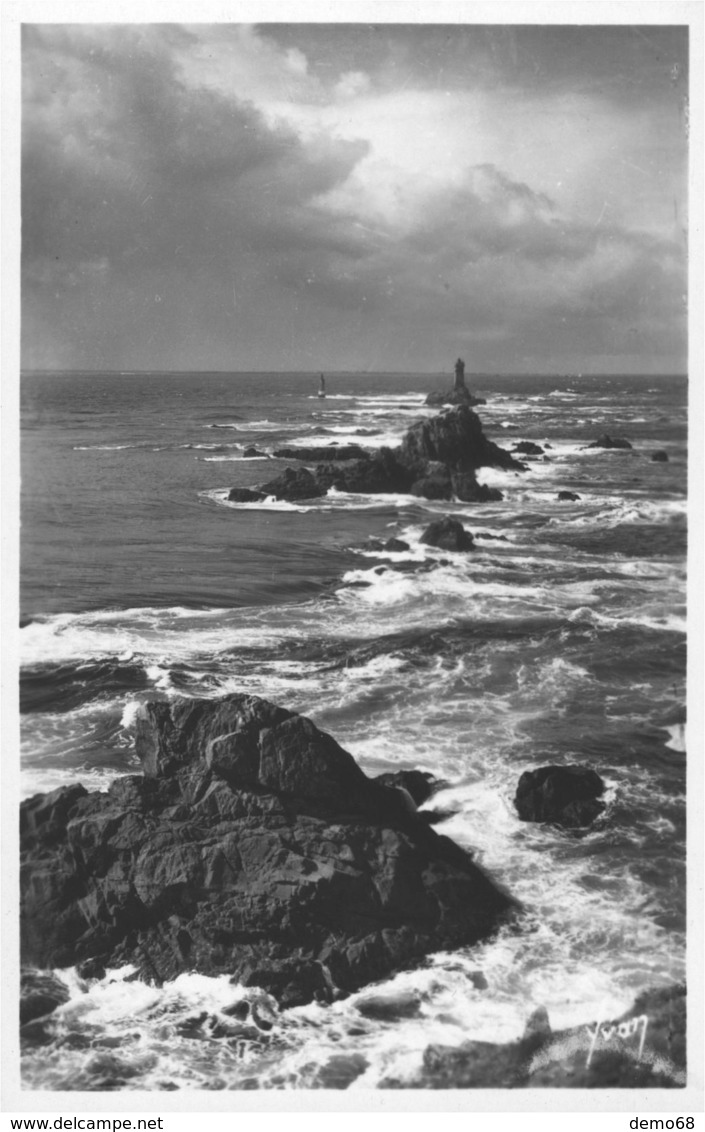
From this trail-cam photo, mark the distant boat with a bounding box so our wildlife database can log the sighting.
[318,374,326,399]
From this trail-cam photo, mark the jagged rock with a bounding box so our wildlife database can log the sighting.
[20,970,70,1025]
[420,517,475,552]
[258,467,327,501]
[399,407,524,473]
[232,407,522,504]
[513,441,545,456]
[227,487,266,503]
[651,450,669,462]
[586,435,633,450]
[514,765,606,828]
[557,491,581,501]
[20,695,514,1008]
[314,449,413,495]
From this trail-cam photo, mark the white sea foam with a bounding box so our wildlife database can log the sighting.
[201,455,271,462]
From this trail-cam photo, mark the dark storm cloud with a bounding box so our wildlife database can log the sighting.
[21,22,688,373]
[22,25,369,369]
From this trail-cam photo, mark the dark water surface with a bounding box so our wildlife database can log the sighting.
[20,370,687,1090]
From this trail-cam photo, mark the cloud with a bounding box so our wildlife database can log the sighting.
[21,23,687,373]
[21,25,370,368]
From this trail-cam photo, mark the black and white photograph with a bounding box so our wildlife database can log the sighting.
[5,0,702,1110]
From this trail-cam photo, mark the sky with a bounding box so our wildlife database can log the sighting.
[20,21,689,374]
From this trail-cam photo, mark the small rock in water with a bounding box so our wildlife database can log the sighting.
[420,516,475,552]
[651,449,669,462]
[355,990,422,1021]
[513,441,545,456]
[557,491,581,501]
[315,1052,369,1089]
[469,970,488,990]
[514,764,606,828]
[383,537,410,552]
[586,434,633,450]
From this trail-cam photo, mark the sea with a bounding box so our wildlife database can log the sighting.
[19,370,688,1091]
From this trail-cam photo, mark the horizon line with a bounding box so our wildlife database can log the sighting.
[19,368,689,378]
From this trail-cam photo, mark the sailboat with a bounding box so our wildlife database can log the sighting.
[318,374,326,399]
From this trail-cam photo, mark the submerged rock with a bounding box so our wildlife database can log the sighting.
[20,694,514,1008]
[557,491,581,501]
[420,517,475,552]
[514,765,606,828]
[651,450,669,462]
[586,434,633,450]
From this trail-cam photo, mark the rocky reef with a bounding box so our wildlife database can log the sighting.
[229,405,524,504]
[424,358,487,408]
[20,695,515,1009]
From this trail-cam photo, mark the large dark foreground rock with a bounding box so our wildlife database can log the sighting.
[235,406,524,503]
[21,695,514,1008]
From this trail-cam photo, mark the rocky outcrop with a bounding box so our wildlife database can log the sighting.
[420,517,475,552]
[586,435,633,450]
[398,407,523,474]
[258,467,327,501]
[514,765,606,828]
[227,487,266,503]
[557,491,581,501]
[383,537,410,552]
[20,695,514,1008]
[384,984,686,1088]
[231,407,522,502]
